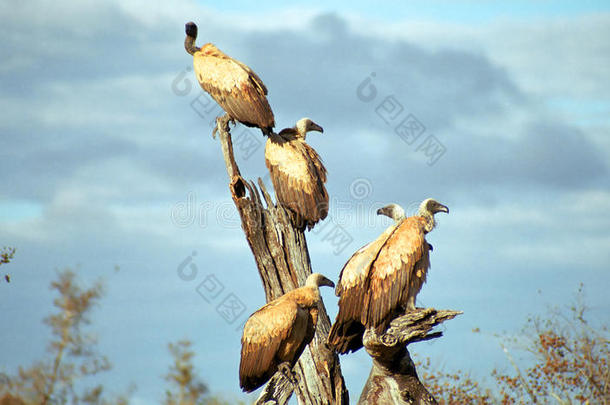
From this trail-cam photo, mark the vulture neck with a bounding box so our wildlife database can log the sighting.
[276,128,302,142]
[184,36,199,55]
[294,284,320,307]
[418,208,436,233]
[392,213,406,224]
[295,128,307,141]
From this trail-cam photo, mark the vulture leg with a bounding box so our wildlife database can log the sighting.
[406,296,416,311]
[278,362,298,387]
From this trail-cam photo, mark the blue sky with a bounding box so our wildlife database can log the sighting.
[197,0,610,22]
[1,1,609,403]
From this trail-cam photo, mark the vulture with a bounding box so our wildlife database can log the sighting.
[265,118,328,230]
[239,273,334,392]
[184,22,275,135]
[328,199,449,354]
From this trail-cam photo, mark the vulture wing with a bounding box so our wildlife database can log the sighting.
[239,296,309,392]
[232,59,268,95]
[329,217,429,353]
[193,44,274,130]
[365,216,429,330]
[328,223,398,353]
[265,132,328,229]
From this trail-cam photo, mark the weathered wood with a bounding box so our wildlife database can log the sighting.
[215,115,349,405]
[358,308,462,405]
[256,373,294,405]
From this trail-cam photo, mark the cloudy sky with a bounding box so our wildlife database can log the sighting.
[1,0,609,403]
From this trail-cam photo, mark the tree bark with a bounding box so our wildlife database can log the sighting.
[214,116,349,405]
[358,308,462,405]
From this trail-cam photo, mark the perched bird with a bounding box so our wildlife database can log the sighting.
[328,199,449,354]
[184,22,275,135]
[239,273,335,392]
[265,118,328,230]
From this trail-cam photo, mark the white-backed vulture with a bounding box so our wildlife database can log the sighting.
[328,199,449,354]
[184,22,275,135]
[239,273,335,392]
[265,118,328,230]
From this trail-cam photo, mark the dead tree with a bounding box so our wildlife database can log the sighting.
[358,308,462,404]
[215,115,348,405]
[213,115,460,404]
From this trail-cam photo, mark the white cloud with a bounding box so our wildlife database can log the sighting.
[347,13,610,100]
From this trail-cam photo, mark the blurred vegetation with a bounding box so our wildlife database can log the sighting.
[0,269,239,405]
[1,269,606,404]
[0,247,15,266]
[0,269,128,404]
[418,285,609,405]
[164,339,209,405]
[164,340,245,405]
[1,246,16,283]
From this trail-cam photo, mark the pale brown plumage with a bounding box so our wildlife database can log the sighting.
[265,118,328,230]
[184,22,275,135]
[328,199,449,354]
[239,273,335,392]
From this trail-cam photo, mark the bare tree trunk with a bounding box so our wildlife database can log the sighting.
[214,116,349,405]
[358,308,462,405]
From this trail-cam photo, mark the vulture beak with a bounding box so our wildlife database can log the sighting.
[437,204,449,214]
[309,122,324,133]
[320,276,335,288]
[376,207,389,217]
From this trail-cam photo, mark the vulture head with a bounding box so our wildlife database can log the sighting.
[305,273,335,289]
[418,198,449,232]
[377,203,406,223]
[295,118,324,140]
[418,198,449,215]
[184,22,200,55]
